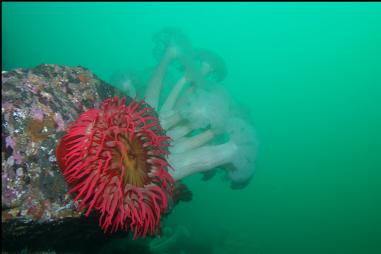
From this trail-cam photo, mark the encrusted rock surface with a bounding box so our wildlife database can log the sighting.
[2,64,192,253]
[1,64,136,252]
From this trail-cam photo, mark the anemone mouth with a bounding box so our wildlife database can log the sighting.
[114,132,148,187]
[56,96,174,238]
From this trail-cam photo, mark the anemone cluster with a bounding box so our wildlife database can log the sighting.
[57,28,257,239]
[114,28,257,189]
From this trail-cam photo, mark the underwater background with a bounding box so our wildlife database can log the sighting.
[2,2,381,254]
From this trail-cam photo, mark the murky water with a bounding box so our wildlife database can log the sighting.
[3,3,381,254]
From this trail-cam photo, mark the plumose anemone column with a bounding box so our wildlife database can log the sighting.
[168,117,256,186]
[113,28,257,190]
[145,28,192,109]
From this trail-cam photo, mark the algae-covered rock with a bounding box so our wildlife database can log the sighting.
[1,64,126,252]
[1,64,191,253]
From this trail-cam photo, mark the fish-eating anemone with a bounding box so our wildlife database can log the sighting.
[56,96,174,238]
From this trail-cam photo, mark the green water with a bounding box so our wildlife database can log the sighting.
[3,2,381,254]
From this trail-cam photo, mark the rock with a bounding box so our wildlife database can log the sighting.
[1,64,192,253]
[1,64,129,253]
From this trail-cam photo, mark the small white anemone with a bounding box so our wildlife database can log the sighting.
[149,225,190,254]
[193,48,227,82]
[152,28,192,62]
[110,70,141,98]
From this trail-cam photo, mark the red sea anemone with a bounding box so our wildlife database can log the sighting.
[56,96,174,238]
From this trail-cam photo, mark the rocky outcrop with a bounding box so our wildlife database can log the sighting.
[2,64,140,253]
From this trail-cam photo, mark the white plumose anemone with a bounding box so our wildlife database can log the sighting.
[111,28,257,189]
[168,117,256,184]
